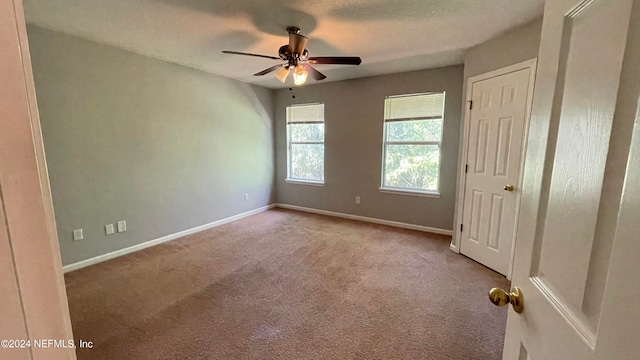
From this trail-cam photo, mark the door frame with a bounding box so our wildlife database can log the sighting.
[451,59,537,280]
[0,0,76,357]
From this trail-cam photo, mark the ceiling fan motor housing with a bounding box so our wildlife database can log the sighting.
[278,45,309,65]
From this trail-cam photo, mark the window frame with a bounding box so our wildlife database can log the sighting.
[379,92,445,197]
[286,103,325,185]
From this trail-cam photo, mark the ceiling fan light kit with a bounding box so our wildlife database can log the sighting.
[275,66,290,83]
[293,65,309,85]
[222,26,362,86]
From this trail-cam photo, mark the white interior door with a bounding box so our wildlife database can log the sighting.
[499,0,640,359]
[460,65,534,276]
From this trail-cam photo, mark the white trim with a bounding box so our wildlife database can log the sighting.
[63,203,453,273]
[286,103,325,182]
[2,0,75,349]
[378,188,441,198]
[276,203,453,236]
[285,179,325,186]
[385,140,441,146]
[380,92,446,195]
[62,204,276,273]
[453,58,538,280]
[386,91,442,99]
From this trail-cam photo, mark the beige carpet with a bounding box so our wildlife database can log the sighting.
[65,209,509,359]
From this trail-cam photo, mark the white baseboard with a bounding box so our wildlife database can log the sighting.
[275,203,453,236]
[63,203,452,273]
[62,204,276,273]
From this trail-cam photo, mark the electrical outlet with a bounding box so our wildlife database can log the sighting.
[244,193,249,201]
[73,229,83,241]
[105,224,115,235]
[117,220,127,233]
[355,196,361,204]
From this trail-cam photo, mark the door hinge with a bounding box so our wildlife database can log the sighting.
[465,164,468,173]
[460,224,464,232]
[468,100,473,110]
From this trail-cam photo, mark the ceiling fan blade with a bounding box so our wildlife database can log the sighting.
[288,33,308,55]
[303,64,327,81]
[222,51,280,60]
[308,56,362,65]
[253,64,285,76]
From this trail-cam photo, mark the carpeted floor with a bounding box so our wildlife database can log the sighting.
[65,209,509,360]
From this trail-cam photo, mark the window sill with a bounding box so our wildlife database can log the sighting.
[285,179,325,187]
[379,187,441,198]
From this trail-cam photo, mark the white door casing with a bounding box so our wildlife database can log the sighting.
[459,62,536,276]
[502,0,640,359]
[0,0,76,359]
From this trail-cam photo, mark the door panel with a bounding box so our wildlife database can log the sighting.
[488,194,504,250]
[495,117,513,177]
[460,67,532,275]
[518,344,530,360]
[0,191,30,360]
[475,119,490,173]
[502,0,640,359]
[534,0,632,313]
[469,190,484,242]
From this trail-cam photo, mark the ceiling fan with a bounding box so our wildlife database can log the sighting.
[222,27,362,85]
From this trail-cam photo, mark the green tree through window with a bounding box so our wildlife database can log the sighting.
[382,93,445,193]
[287,104,325,182]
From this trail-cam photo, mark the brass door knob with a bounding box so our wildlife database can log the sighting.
[489,287,524,313]
[504,184,515,191]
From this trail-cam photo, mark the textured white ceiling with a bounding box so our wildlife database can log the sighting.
[23,0,545,89]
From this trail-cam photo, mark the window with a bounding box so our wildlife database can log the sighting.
[381,92,445,195]
[286,103,325,183]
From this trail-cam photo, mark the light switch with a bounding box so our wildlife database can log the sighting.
[105,224,115,235]
[117,220,126,233]
[73,229,83,241]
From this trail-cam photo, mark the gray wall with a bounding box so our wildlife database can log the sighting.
[275,66,464,231]
[27,26,276,266]
[464,18,543,80]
